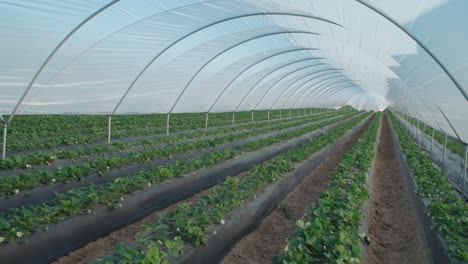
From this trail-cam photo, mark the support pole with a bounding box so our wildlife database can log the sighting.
[421,122,425,146]
[442,132,448,173]
[107,116,112,144]
[251,111,254,123]
[2,123,7,160]
[232,112,235,125]
[166,113,170,135]
[205,112,209,131]
[267,110,270,121]
[279,110,282,119]
[430,127,434,158]
[289,109,291,118]
[463,144,467,197]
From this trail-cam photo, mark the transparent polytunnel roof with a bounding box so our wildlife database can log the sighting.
[0,0,467,141]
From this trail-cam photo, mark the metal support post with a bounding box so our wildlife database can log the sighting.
[421,122,425,146]
[2,123,7,160]
[205,112,209,131]
[166,113,170,135]
[463,144,467,197]
[279,110,282,119]
[232,112,235,125]
[267,110,270,121]
[430,127,434,158]
[251,111,254,123]
[442,132,448,173]
[107,116,112,144]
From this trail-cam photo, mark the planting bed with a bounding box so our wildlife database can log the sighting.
[0,110,362,263]
[57,113,373,264]
[0,111,351,210]
[392,114,467,198]
[389,114,467,263]
[221,110,374,264]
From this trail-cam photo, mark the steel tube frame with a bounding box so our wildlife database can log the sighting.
[107,116,112,144]
[8,0,120,124]
[232,58,323,113]
[442,132,448,173]
[463,145,467,197]
[317,87,356,108]
[303,79,357,108]
[2,124,7,160]
[268,69,342,110]
[355,0,468,102]
[312,84,358,106]
[297,79,355,109]
[110,12,342,116]
[251,63,326,111]
[285,74,347,110]
[167,31,320,115]
[206,48,318,113]
[430,127,435,158]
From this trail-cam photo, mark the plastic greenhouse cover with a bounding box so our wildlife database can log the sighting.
[0,0,467,142]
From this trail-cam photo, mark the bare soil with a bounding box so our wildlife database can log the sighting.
[366,114,428,264]
[221,116,373,264]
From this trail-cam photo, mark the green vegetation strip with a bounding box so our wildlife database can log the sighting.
[94,113,370,263]
[274,113,380,264]
[2,108,327,152]
[0,113,367,244]
[390,113,467,263]
[396,113,464,156]
[0,110,343,170]
[0,111,353,196]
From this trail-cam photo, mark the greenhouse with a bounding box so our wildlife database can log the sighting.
[0,0,467,263]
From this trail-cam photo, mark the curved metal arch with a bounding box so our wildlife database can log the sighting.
[314,82,358,102]
[233,58,323,112]
[207,47,318,113]
[314,84,359,105]
[110,12,343,115]
[321,90,356,108]
[301,80,357,108]
[286,74,347,109]
[42,0,222,87]
[274,70,343,110]
[355,0,467,102]
[7,0,120,123]
[303,81,357,108]
[169,31,322,114]
[251,63,326,110]
[296,78,355,108]
[297,77,353,107]
[316,89,350,108]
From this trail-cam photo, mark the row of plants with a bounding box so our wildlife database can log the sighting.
[274,113,380,264]
[0,111,355,196]
[1,108,326,152]
[0,113,369,244]
[394,113,465,156]
[390,113,467,263]
[0,110,346,170]
[93,109,370,263]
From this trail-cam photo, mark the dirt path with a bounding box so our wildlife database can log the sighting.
[366,114,428,264]
[221,116,373,264]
